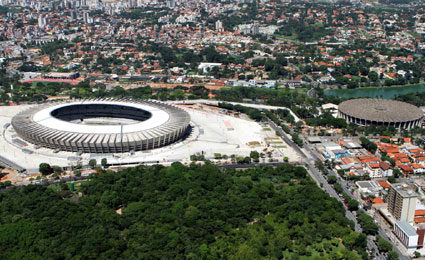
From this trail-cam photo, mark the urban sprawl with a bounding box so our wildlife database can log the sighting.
[1,0,425,259]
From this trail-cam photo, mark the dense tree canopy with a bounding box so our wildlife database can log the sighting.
[306,112,347,128]
[359,137,378,154]
[0,163,365,259]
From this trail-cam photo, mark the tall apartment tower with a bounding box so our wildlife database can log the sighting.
[166,0,175,8]
[70,11,77,20]
[388,183,417,222]
[215,20,223,32]
[83,11,90,24]
[38,14,47,28]
[251,22,259,34]
[129,0,137,8]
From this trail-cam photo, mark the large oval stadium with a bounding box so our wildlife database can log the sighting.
[11,99,191,153]
[338,98,423,129]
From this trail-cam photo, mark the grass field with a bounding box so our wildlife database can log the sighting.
[31,81,71,87]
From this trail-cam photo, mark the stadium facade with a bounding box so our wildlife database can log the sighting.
[338,99,423,130]
[11,99,191,153]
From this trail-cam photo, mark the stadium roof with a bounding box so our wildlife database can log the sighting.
[338,99,423,123]
[33,100,170,134]
[11,99,191,153]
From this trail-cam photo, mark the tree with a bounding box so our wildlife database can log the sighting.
[333,183,343,193]
[0,163,365,259]
[368,71,378,82]
[101,158,108,168]
[359,137,377,154]
[250,151,260,163]
[376,235,392,253]
[357,211,378,235]
[315,160,325,171]
[0,180,11,188]
[388,251,399,260]
[291,133,303,147]
[52,165,63,175]
[393,168,401,178]
[39,163,53,175]
[347,200,359,211]
[343,232,366,250]
[327,176,337,184]
[89,159,97,169]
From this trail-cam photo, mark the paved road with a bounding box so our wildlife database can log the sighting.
[307,88,315,98]
[167,99,301,122]
[217,162,306,169]
[268,118,409,260]
[288,63,318,88]
[301,138,410,260]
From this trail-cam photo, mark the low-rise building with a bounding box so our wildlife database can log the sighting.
[394,221,419,250]
[42,72,80,79]
[380,161,393,177]
[410,163,425,174]
[399,164,414,175]
[365,162,382,178]
[356,180,382,197]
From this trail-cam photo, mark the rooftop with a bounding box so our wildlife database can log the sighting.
[356,180,382,190]
[391,183,417,198]
[338,98,423,123]
[31,100,171,134]
[395,221,418,237]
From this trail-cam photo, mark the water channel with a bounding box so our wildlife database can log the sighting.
[324,84,425,99]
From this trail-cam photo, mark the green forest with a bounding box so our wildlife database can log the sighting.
[0,163,366,259]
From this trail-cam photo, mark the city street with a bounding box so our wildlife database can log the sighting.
[268,118,410,260]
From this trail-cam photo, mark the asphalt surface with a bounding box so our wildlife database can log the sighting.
[268,118,410,260]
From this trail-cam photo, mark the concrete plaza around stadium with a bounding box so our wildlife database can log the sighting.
[0,102,299,174]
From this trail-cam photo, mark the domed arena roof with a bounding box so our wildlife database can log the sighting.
[338,98,423,123]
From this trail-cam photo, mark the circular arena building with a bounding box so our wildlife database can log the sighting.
[11,99,191,153]
[338,98,423,129]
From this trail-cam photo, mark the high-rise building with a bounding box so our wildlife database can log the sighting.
[38,14,43,28]
[215,20,223,32]
[166,0,175,8]
[388,183,417,222]
[251,23,259,34]
[129,0,137,8]
[83,11,90,24]
[38,14,47,28]
[70,11,77,20]
[65,0,72,9]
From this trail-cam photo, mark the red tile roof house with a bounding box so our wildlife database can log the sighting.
[409,163,425,174]
[414,210,425,224]
[398,164,414,175]
[377,180,391,189]
[379,161,393,177]
[365,162,382,178]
